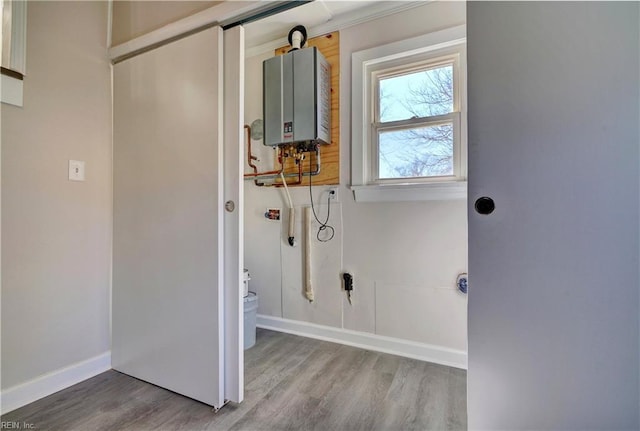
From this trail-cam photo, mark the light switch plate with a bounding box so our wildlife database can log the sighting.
[68,160,85,181]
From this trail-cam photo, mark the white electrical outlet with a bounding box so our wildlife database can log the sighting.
[328,187,339,202]
[68,160,85,182]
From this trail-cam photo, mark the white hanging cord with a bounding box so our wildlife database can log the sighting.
[281,172,294,209]
[281,172,296,247]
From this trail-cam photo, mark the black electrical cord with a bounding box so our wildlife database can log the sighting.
[308,149,335,242]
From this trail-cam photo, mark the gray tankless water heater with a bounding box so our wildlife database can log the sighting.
[263,47,331,147]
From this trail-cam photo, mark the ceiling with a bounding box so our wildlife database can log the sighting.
[243,1,412,50]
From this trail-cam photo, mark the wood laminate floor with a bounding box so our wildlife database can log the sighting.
[2,329,467,431]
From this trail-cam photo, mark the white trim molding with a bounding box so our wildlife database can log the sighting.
[350,181,467,203]
[0,352,111,415]
[109,1,268,63]
[2,0,27,74]
[257,315,467,370]
[351,25,467,203]
[9,0,27,75]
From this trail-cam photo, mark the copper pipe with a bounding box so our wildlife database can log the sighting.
[245,125,259,169]
[286,146,320,185]
[243,125,286,186]
[244,125,259,186]
[258,147,284,186]
[243,149,284,177]
[243,169,284,177]
[243,141,321,186]
[274,156,304,187]
[246,146,321,182]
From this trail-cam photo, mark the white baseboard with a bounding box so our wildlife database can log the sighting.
[1,352,111,415]
[256,315,467,370]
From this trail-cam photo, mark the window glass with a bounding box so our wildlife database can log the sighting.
[378,64,454,123]
[378,122,454,179]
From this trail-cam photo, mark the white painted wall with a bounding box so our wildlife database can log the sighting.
[1,1,112,390]
[244,1,468,352]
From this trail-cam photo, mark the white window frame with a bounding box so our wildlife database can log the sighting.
[351,25,466,202]
[1,0,27,107]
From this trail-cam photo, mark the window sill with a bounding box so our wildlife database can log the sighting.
[350,181,467,203]
[1,74,24,107]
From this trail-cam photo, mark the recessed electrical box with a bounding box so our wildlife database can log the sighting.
[265,208,281,221]
[263,46,331,147]
[68,160,85,181]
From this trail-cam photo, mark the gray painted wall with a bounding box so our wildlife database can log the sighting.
[1,1,111,390]
[467,2,639,429]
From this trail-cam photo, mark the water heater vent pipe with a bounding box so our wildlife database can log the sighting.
[287,25,307,52]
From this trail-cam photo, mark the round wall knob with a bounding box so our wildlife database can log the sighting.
[475,197,495,215]
[225,200,235,213]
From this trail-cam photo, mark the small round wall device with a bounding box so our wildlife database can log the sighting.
[456,273,468,294]
[250,119,263,140]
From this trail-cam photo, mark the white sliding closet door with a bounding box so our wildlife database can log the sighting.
[112,26,241,409]
[467,3,639,429]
